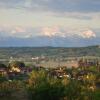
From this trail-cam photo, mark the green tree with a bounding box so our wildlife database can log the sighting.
[27,70,65,100]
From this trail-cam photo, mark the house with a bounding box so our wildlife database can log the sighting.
[20,67,33,74]
[49,67,71,79]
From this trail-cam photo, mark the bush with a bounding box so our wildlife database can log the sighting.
[0,81,24,100]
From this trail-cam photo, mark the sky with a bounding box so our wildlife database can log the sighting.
[0,0,100,46]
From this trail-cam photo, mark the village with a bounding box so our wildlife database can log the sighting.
[0,56,100,84]
[0,56,100,100]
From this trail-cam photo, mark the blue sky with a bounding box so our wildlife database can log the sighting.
[0,0,100,39]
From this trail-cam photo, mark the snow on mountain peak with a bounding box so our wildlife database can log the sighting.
[41,27,96,39]
[80,30,96,39]
[42,27,58,37]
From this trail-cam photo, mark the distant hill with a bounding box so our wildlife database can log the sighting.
[0,45,100,59]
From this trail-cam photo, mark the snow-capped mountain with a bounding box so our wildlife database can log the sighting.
[0,32,99,47]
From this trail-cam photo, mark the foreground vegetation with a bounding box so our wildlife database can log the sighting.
[27,70,100,100]
[0,71,100,100]
[0,61,100,100]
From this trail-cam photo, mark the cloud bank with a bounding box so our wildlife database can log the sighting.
[0,0,100,12]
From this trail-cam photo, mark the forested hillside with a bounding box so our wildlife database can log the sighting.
[0,45,100,59]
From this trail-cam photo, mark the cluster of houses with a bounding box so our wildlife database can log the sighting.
[0,58,100,81]
[48,66,100,91]
[78,58,100,72]
[49,67,71,79]
[0,62,33,80]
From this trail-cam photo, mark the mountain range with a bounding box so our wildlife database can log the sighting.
[0,34,100,47]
